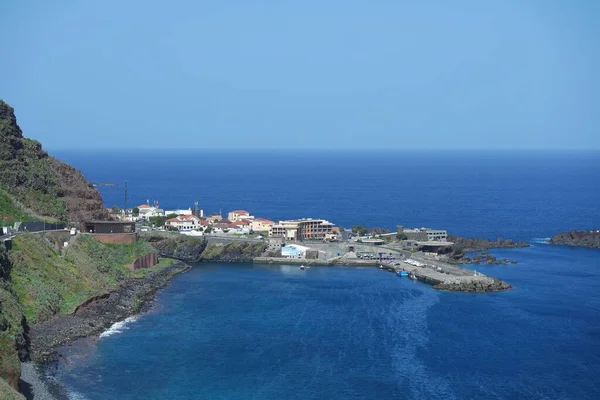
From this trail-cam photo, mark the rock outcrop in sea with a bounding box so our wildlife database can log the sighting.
[549,230,600,249]
[444,234,529,264]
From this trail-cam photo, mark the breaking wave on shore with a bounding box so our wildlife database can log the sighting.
[99,316,139,339]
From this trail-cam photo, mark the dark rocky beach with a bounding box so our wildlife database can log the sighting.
[15,261,190,400]
[28,261,190,364]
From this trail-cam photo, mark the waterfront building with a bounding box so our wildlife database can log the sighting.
[426,230,448,241]
[269,218,335,241]
[281,244,311,259]
[164,215,202,231]
[227,210,252,222]
[402,227,448,242]
[251,218,273,233]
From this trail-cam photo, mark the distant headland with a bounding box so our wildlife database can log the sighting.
[549,230,600,249]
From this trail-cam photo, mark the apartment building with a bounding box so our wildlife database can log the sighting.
[269,218,335,241]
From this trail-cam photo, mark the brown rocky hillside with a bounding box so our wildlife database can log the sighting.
[0,100,108,224]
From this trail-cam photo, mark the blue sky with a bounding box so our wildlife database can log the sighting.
[1,0,598,150]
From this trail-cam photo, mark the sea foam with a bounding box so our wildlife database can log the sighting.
[99,316,138,338]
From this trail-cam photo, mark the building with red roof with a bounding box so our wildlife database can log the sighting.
[165,214,202,231]
[227,210,253,222]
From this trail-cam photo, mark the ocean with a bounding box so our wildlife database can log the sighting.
[47,150,600,399]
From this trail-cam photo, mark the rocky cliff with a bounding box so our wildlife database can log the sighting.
[550,230,600,249]
[144,234,267,263]
[0,243,28,395]
[0,100,108,224]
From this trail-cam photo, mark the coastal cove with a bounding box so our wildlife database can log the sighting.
[44,246,600,400]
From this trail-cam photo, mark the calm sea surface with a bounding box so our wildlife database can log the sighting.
[47,150,600,399]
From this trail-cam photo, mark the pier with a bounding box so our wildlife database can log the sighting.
[254,242,511,292]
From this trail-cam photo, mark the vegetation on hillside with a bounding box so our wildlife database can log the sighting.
[0,233,170,393]
[0,243,26,396]
[0,100,108,224]
[9,234,156,323]
[0,186,34,226]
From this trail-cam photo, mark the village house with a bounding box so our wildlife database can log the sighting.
[251,218,273,233]
[206,214,223,224]
[137,204,165,220]
[231,219,251,234]
[164,214,202,232]
[227,210,253,222]
[212,222,231,234]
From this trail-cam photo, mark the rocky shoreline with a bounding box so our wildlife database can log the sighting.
[433,277,512,292]
[28,261,190,363]
[444,235,529,264]
[549,230,600,249]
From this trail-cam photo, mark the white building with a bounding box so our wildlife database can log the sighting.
[136,204,165,220]
[165,215,202,232]
[281,244,311,259]
[164,208,203,217]
[426,230,448,242]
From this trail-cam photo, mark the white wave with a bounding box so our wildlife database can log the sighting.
[68,390,90,400]
[530,237,551,244]
[99,316,138,338]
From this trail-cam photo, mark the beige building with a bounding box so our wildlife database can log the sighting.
[227,210,252,222]
[269,218,335,241]
[251,218,273,233]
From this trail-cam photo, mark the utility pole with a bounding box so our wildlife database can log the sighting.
[124,181,128,212]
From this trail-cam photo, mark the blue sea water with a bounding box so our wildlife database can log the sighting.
[54,149,600,240]
[46,150,600,399]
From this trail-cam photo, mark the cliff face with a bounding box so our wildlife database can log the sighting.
[0,100,108,224]
[0,243,28,393]
[550,231,600,249]
[145,234,266,263]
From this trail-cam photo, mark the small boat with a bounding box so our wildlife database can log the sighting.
[409,273,417,280]
[379,265,385,269]
[397,271,409,277]
[300,265,305,270]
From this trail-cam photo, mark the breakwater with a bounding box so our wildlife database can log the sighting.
[254,253,511,292]
[386,261,511,292]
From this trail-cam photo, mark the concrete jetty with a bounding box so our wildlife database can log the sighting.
[254,250,512,292]
[387,261,511,292]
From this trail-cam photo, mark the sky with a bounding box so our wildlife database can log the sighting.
[0,0,599,150]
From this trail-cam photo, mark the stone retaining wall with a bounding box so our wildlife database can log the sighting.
[90,233,136,244]
[126,253,158,270]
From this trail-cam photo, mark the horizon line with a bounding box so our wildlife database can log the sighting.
[46,147,600,152]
